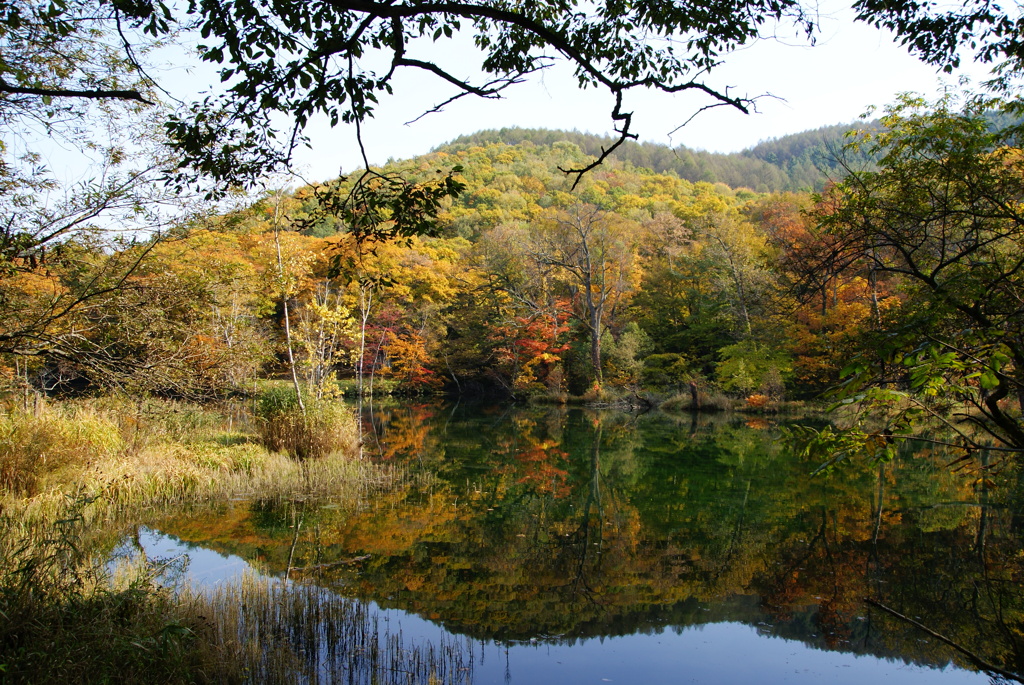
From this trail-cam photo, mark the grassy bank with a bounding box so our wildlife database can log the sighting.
[0,394,393,520]
[0,393,458,683]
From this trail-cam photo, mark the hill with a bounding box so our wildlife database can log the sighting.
[436,123,879,192]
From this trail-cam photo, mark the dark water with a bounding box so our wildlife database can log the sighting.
[144,402,1024,683]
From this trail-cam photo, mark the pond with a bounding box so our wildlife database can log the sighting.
[136,402,1024,683]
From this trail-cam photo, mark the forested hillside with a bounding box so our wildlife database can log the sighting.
[438,122,879,192]
[2,134,868,403]
[6,95,1023,471]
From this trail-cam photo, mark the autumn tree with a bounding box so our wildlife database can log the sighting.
[0,0,200,372]
[803,93,1024,462]
[529,204,639,388]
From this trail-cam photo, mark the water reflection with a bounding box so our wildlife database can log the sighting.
[148,402,1024,683]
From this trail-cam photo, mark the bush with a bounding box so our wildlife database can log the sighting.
[602,323,652,386]
[578,382,620,404]
[715,341,791,395]
[255,384,303,417]
[660,389,733,412]
[254,389,357,460]
[745,393,771,409]
[0,495,198,682]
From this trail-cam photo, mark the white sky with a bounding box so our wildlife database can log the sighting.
[39,1,991,189]
[282,4,993,182]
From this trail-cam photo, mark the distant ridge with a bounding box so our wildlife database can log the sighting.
[435,123,877,193]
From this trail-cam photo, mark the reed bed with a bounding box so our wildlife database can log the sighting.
[659,390,733,412]
[0,493,473,684]
[0,494,200,683]
[0,403,123,495]
[0,395,398,525]
[0,394,456,684]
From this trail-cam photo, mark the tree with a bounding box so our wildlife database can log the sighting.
[5,0,1015,190]
[0,0,212,385]
[5,0,1024,193]
[0,0,166,261]
[798,93,1024,464]
[0,174,216,392]
[158,0,1024,188]
[530,204,638,387]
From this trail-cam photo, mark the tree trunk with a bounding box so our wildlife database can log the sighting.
[589,305,603,387]
[275,228,305,414]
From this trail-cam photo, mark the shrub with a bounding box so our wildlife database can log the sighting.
[660,389,733,412]
[254,389,357,460]
[255,384,303,417]
[580,382,618,404]
[602,323,652,386]
[715,341,791,395]
[745,393,770,409]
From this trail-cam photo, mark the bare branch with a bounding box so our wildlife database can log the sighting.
[403,69,538,125]
[864,599,1024,683]
[558,89,636,190]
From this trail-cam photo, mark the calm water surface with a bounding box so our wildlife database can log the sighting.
[140,402,1024,683]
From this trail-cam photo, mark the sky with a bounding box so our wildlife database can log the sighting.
[279,3,993,182]
[38,1,993,189]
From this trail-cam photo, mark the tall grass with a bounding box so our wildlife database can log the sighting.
[0,395,456,683]
[255,387,359,460]
[0,494,473,684]
[0,396,384,525]
[0,493,200,683]
[660,390,733,412]
[0,404,122,495]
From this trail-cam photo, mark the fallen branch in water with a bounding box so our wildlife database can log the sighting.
[291,555,372,573]
[864,598,1024,683]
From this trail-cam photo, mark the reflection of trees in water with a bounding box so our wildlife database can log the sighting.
[750,452,1024,680]
[155,402,1024,677]
[554,416,604,607]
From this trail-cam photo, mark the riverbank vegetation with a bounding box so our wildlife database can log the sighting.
[3,0,1023,678]
[0,396,368,508]
[0,392,439,682]
[0,490,471,683]
[2,85,1023,680]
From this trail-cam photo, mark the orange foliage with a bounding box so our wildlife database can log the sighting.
[745,394,770,409]
[382,330,442,391]
[491,299,572,393]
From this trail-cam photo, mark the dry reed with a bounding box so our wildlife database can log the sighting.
[0,493,472,684]
[185,573,474,684]
[0,396,391,527]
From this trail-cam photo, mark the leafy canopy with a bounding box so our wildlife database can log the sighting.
[796,93,1024,466]
[6,0,1023,189]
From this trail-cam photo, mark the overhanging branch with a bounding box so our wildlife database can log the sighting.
[0,78,153,105]
[558,89,637,190]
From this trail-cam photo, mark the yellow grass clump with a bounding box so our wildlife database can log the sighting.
[0,395,388,524]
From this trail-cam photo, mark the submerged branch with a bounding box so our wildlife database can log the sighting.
[864,598,1024,683]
